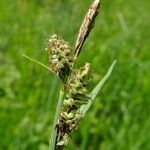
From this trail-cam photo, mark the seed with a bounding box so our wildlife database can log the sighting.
[63,112,74,119]
[63,98,74,107]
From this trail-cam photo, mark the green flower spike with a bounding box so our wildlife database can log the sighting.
[47,34,74,82]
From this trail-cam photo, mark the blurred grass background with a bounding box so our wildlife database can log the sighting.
[0,0,149,149]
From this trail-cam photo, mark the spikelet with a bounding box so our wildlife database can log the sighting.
[56,63,92,149]
[65,63,91,100]
[47,34,74,82]
[75,0,100,57]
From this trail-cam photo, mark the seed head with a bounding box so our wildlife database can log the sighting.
[47,34,74,82]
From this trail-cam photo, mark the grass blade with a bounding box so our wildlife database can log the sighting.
[23,54,55,74]
[49,89,64,150]
[80,60,117,116]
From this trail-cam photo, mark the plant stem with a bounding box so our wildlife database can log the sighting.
[49,89,64,150]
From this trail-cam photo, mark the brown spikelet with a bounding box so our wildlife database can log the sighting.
[75,0,100,58]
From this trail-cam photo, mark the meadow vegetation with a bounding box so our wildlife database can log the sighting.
[0,0,149,149]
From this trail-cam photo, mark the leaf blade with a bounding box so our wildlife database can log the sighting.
[79,60,117,116]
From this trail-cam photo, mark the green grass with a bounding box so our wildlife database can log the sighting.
[0,0,149,150]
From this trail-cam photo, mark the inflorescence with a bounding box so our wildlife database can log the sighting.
[47,34,92,149]
[47,34,74,82]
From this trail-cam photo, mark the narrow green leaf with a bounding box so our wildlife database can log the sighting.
[49,89,65,150]
[23,54,55,74]
[79,60,117,116]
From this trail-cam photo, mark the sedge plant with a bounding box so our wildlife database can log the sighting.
[24,0,116,149]
[48,0,116,149]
